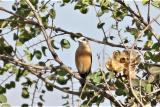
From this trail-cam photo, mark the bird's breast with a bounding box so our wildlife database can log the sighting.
[75,50,92,74]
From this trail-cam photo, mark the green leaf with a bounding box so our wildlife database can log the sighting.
[0,86,6,94]
[38,61,45,66]
[24,50,33,61]
[5,84,11,89]
[16,41,23,46]
[22,70,29,76]
[60,39,70,49]
[1,103,11,107]
[96,95,104,106]
[115,88,126,96]
[97,22,105,29]
[51,40,59,49]
[152,0,160,8]
[126,27,139,38]
[145,40,153,48]
[13,33,18,40]
[10,81,16,88]
[100,0,110,11]
[33,50,42,60]
[56,69,67,76]
[37,102,43,107]
[12,4,16,11]
[82,0,92,5]
[74,3,82,10]
[21,104,29,107]
[41,15,49,26]
[0,95,7,103]
[39,95,45,102]
[22,87,30,98]
[144,51,152,60]
[63,0,70,3]
[48,74,56,81]
[142,0,149,5]
[145,84,153,93]
[56,76,68,85]
[45,83,53,91]
[90,72,102,85]
[41,46,47,56]
[41,90,45,94]
[106,72,115,80]
[115,80,125,89]
[80,7,88,14]
[49,9,56,19]
[152,43,160,51]
[0,20,8,28]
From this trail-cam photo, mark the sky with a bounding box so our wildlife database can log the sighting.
[0,0,160,107]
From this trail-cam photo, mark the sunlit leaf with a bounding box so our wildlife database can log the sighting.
[0,20,8,28]
[80,7,88,14]
[0,94,7,103]
[142,0,149,5]
[24,50,33,61]
[145,84,153,93]
[63,0,70,3]
[16,41,23,46]
[60,39,70,49]
[152,0,160,8]
[1,103,11,107]
[57,76,68,85]
[144,51,152,60]
[49,9,56,19]
[22,87,30,98]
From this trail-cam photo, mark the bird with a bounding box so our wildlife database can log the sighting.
[75,37,92,86]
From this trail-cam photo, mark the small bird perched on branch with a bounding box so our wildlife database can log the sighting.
[75,37,92,86]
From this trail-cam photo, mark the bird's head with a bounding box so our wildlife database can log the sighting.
[76,37,89,46]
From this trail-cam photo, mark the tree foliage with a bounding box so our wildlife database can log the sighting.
[0,0,160,107]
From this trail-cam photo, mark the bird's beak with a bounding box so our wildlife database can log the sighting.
[75,38,82,43]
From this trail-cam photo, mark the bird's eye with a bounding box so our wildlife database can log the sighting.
[83,38,86,41]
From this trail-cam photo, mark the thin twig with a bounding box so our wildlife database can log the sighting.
[133,0,142,18]
[147,0,151,24]
[31,79,39,107]
[128,50,144,107]
[71,77,74,107]
[146,88,160,96]
[93,5,108,40]
[0,73,14,85]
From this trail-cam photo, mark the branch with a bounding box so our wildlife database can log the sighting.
[129,50,144,107]
[0,73,14,85]
[0,7,151,51]
[0,53,124,106]
[116,0,159,42]
[54,27,151,50]
[147,0,151,24]
[31,79,39,107]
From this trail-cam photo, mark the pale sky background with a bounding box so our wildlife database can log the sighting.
[0,0,160,107]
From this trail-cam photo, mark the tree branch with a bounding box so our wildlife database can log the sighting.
[31,79,39,107]
[0,7,151,51]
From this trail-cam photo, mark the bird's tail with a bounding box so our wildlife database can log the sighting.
[79,72,90,87]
